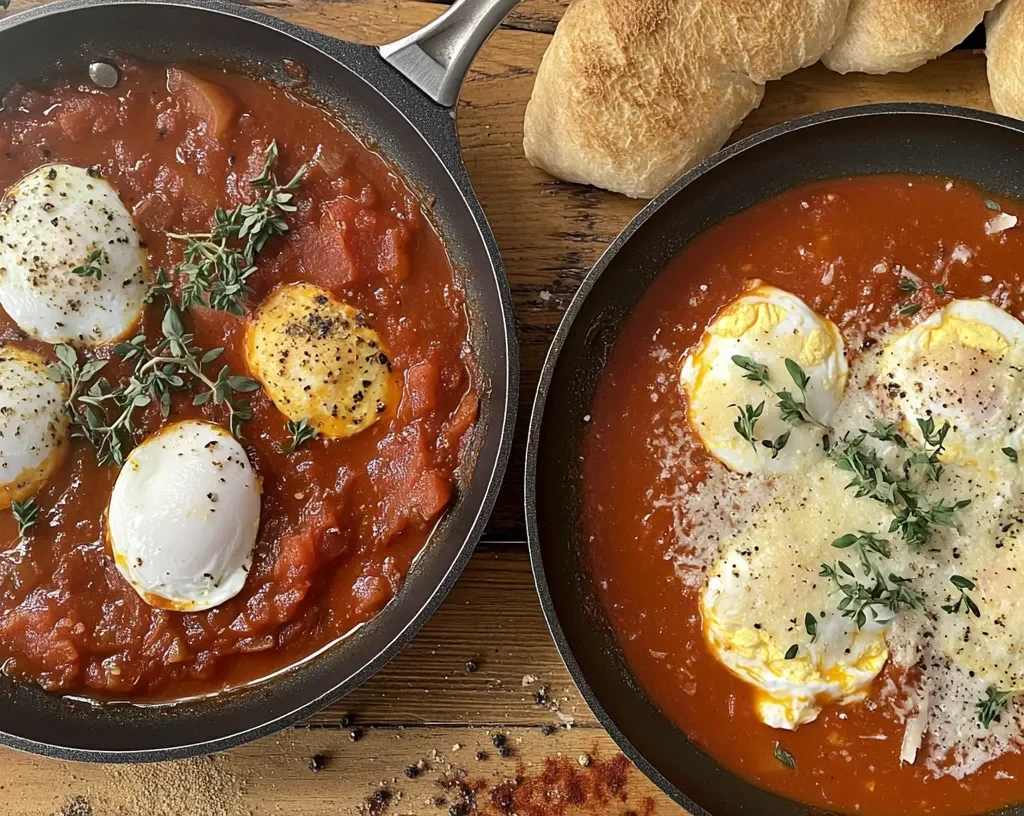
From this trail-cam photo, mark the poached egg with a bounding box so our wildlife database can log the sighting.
[680,283,847,474]
[107,420,260,611]
[0,345,69,509]
[0,164,150,347]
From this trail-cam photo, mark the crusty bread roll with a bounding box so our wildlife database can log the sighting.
[523,0,850,199]
[987,0,1024,119]
[823,0,997,74]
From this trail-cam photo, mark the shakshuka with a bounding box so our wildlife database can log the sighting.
[584,175,1024,815]
[0,59,478,699]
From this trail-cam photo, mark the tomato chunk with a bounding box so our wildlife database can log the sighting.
[55,94,119,142]
[399,360,440,421]
[369,423,453,543]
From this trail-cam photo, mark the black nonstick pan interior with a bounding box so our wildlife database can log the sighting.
[527,104,1024,816]
[0,0,517,761]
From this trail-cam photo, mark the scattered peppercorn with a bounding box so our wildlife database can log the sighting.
[475,750,487,761]
[533,686,550,705]
[491,733,506,749]
[308,754,327,772]
[340,713,353,728]
[349,728,363,742]
[448,803,470,816]
[465,660,478,673]
[540,724,556,736]
[404,765,420,779]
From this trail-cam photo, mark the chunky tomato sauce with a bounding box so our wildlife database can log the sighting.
[0,60,477,698]
[583,176,1024,815]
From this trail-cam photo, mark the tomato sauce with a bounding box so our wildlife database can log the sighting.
[583,175,1024,815]
[0,60,477,698]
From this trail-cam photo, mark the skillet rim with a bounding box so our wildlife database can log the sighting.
[0,0,519,762]
[524,102,1024,816]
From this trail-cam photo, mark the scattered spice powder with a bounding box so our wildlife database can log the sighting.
[96,755,249,816]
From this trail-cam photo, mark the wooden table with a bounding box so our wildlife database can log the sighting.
[0,1,1003,813]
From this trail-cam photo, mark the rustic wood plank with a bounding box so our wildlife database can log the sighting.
[4,726,678,815]
[420,0,569,34]
[321,545,597,728]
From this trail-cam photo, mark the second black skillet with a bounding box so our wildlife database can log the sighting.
[527,104,1024,816]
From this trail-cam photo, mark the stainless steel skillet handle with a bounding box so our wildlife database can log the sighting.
[379,0,522,107]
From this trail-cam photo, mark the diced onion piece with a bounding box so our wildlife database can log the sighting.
[167,68,237,137]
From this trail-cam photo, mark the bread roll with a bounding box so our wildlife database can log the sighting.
[523,0,850,199]
[987,0,1024,120]
[823,0,997,74]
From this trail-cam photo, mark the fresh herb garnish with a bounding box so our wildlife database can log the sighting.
[804,612,818,643]
[731,355,771,387]
[784,644,799,660]
[72,248,105,280]
[942,574,981,618]
[775,358,827,428]
[822,527,924,628]
[11,498,37,537]
[761,430,791,460]
[732,402,764,452]
[773,742,796,769]
[284,418,318,453]
[984,198,1002,212]
[933,282,947,296]
[1004,447,1019,463]
[867,419,907,448]
[49,310,259,466]
[833,531,891,575]
[830,424,967,550]
[168,140,307,315]
[977,687,1015,728]
[898,276,920,292]
[820,561,925,628]
[898,303,922,317]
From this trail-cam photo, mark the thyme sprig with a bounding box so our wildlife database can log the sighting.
[11,498,37,537]
[829,429,969,550]
[819,559,924,628]
[731,402,764,452]
[167,140,308,315]
[72,248,105,280]
[977,687,1016,728]
[48,310,259,466]
[942,574,981,618]
[776,358,827,429]
[283,417,318,453]
[728,356,827,457]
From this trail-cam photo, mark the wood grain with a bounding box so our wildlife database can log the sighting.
[6,726,677,815]
[0,0,1008,812]
[323,545,596,729]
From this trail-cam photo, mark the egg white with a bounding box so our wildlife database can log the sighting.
[107,420,260,612]
[680,283,847,474]
[0,345,69,509]
[0,164,150,347]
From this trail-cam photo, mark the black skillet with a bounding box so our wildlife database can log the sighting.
[0,0,518,761]
[526,104,1024,816]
